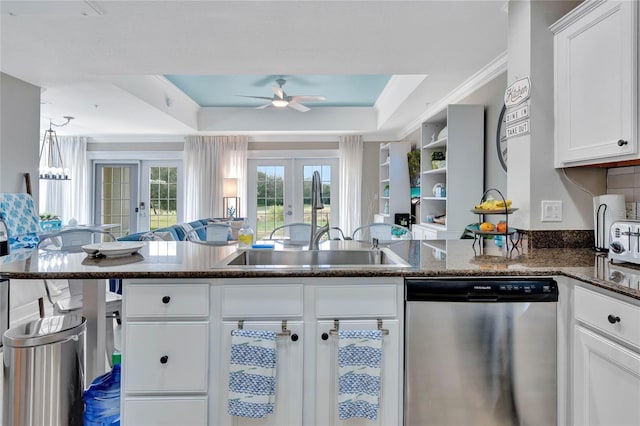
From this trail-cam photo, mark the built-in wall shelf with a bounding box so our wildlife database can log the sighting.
[419,104,484,239]
[378,141,410,221]
[422,168,447,175]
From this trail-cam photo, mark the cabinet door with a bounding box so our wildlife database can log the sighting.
[124,322,209,394]
[573,325,640,425]
[555,0,637,166]
[313,319,401,426]
[124,397,208,426]
[216,321,304,426]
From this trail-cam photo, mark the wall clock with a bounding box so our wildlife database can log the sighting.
[496,104,507,172]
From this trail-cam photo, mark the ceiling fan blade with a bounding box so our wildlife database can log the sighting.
[272,85,284,99]
[256,103,272,109]
[237,95,274,100]
[290,95,327,103]
[288,102,310,112]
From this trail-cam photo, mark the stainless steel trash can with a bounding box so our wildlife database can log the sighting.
[3,314,85,426]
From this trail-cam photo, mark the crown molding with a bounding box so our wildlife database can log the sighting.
[396,50,508,140]
[549,0,605,33]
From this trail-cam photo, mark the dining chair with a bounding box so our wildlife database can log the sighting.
[185,223,239,245]
[269,223,314,245]
[38,228,122,366]
[351,223,413,242]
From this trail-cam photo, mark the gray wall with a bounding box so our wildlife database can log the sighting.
[0,73,41,202]
[458,72,508,194]
[361,141,380,225]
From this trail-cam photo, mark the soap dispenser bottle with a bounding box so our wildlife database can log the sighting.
[238,222,254,248]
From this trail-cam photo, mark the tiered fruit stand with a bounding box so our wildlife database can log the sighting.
[466,188,522,254]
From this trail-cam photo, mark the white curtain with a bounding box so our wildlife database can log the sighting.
[338,135,363,235]
[184,135,248,221]
[39,136,90,224]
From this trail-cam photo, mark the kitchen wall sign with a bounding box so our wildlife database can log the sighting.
[506,119,530,138]
[503,77,532,140]
[504,76,531,107]
[505,101,529,124]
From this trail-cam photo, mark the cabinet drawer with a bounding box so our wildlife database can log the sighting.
[126,284,209,318]
[316,285,397,318]
[222,285,303,318]
[125,322,208,393]
[575,287,640,348]
[125,397,207,426]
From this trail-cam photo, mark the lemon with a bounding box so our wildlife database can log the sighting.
[479,222,495,232]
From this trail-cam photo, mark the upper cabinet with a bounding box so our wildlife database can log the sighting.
[376,141,410,224]
[419,104,484,239]
[552,0,639,167]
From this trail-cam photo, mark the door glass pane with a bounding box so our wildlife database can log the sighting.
[149,166,178,230]
[302,165,331,226]
[99,166,132,238]
[255,166,284,239]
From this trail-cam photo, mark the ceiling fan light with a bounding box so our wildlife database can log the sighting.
[272,99,289,108]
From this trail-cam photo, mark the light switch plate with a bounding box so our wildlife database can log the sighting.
[541,200,562,222]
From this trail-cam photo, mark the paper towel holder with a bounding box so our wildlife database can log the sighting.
[595,203,608,252]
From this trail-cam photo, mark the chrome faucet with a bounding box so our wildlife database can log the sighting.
[309,171,326,250]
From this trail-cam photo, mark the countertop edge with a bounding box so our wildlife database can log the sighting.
[3,267,639,301]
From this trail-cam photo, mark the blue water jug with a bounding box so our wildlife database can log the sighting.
[83,353,121,426]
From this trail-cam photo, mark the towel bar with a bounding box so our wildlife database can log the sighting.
[231,319,293,337]
[328,318,389,336]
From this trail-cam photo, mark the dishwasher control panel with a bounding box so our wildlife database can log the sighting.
[405,278,558,302]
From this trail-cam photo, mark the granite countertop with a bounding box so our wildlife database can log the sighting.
[0,239,638,301]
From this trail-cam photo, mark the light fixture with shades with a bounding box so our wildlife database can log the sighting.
[39,116,74,180]
[223,177,240,218]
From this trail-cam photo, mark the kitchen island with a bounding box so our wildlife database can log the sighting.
[1,239,639,425]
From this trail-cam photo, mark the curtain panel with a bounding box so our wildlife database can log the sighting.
[39,136,90,224]
[338,135,363,236]
[184,135,248,221]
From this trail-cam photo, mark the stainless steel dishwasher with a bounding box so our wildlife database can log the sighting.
[404,277,558,426]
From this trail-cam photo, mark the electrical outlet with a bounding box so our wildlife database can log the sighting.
[541,200,562,222]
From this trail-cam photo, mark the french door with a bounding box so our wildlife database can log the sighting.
[94,163,139,238]
[247,158,338,240]
[94,161,182,237]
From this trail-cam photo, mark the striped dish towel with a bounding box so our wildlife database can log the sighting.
[228,329,277,418]
[338,329,383,420]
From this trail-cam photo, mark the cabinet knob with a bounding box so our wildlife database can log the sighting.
[321,332,329,341]
[291,333,299,342]
[160,355,169,364]
[607,314,621,324]
[162,296,171,304]
[618,139,628,147]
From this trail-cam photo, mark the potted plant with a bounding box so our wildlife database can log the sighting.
[39,213,62,232]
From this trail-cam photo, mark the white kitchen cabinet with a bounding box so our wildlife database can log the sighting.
[216,320,304,426]
[411,223,438,240]
[121,280,211,425]
[552,0,639,167]
[377,141,410,224]
[419,104,484,239]
[573,326,640,425]
[313,319,401,426]
[573,286,640,425]
[121,277,403,426]
[309,280,403,426]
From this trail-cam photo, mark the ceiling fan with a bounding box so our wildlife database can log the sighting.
[239,78,326,112]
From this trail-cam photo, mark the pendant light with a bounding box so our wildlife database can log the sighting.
[39,116,74,180]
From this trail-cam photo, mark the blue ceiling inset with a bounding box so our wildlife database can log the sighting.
[164,75,391,108]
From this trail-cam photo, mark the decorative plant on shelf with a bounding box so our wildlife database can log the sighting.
[407,149,421,187]
[431,150,446,169]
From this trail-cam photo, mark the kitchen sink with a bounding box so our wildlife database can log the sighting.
[217,248,411,268]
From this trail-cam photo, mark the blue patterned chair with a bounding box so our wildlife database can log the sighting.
[0,193,40,249]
